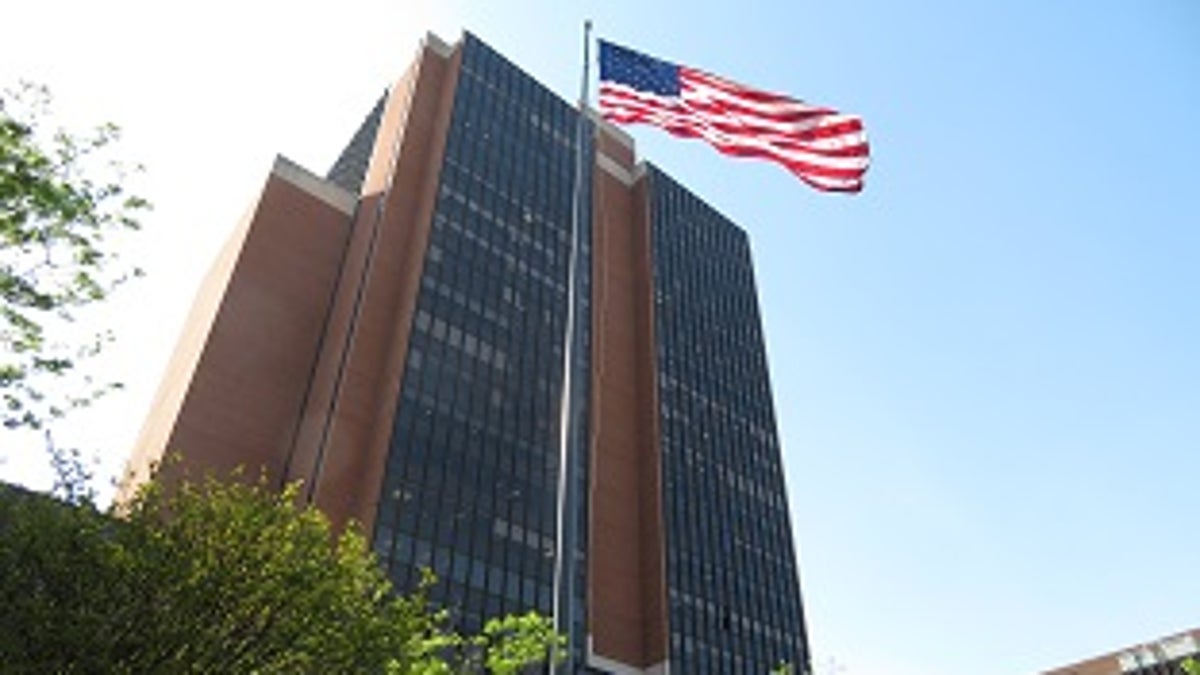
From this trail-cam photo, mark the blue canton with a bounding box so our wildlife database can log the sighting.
[599,40,681,97]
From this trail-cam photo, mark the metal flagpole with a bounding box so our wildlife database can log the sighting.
[551,18,592,674]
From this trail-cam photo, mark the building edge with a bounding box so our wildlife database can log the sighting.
[118,155,355,502]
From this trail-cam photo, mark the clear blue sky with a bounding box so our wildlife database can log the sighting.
[2,2,1197,674]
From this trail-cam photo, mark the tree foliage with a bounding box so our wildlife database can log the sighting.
[0,82,148,432]
[0,473,560,673]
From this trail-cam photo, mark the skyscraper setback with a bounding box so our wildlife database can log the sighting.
[124,31,810,673]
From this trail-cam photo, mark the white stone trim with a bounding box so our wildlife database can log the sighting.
[271,155,356,215]
[586,635,670,675]
[597,152,635,186]
[587,107,635,149]
[424,31,453,57]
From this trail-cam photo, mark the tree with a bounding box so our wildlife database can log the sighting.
[0,82,148,435]
[1183,657,1198,675]
[0,472,560,673]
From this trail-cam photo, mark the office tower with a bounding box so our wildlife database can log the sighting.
[124,31,809,673]
[1042,629,1200,675]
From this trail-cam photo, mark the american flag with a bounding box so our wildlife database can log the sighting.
[598,40,870,193]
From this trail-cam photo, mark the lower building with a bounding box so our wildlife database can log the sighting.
[1043,629,1200,675]
[122,31,810,673]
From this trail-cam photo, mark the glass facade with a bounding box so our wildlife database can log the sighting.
[366,33,808,673]
[326,94,385,195]
[369,33,593,665]
[648,166,810,673]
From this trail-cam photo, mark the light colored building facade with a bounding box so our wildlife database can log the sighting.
[1043,628,1200,675]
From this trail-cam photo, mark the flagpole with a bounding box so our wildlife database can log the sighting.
[551,17,592,674]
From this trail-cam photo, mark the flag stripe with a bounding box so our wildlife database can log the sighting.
[604,91,871,157]
[684,70,834,118]
[598,87,869,172]
[598,41,869,193]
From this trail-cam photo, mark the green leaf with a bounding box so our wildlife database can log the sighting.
[1,80,149,445]
[0,470,561,672]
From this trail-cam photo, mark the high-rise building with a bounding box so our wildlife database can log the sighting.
[123,31,809,673]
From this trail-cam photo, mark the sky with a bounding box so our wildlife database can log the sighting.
[2,1,1198,674]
